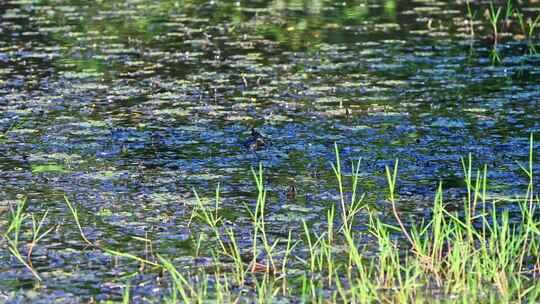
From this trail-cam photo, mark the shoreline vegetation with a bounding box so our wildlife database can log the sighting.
[4,137,540,303]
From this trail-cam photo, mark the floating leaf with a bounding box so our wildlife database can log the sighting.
[31,164,70,174]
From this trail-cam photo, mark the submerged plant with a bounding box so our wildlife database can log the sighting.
[0,117,28,144]
[490,45,502,64]
[465,0,477,38]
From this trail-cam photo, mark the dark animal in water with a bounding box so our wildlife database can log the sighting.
[286,184,297,200]
[244,128,266,151]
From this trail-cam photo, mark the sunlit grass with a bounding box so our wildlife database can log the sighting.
[153,137,540,302]
[463,0,540,61]
[3,137,540,302]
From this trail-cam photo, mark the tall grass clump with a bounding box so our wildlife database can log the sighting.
[2,198,53,282]
[515,9,540,54]
[23,136,540,302]
[157,138,540,302]
[487,2,502,43]
[465,0,477,38]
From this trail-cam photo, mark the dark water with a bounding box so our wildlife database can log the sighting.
[1,0,539,301]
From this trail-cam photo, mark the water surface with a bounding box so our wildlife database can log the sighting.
[1,0,539,301]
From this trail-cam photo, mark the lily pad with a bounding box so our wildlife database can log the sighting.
[31,164,70,174]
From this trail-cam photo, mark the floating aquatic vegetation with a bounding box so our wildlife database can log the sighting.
[31,164,69,174]
[0,0,539,301]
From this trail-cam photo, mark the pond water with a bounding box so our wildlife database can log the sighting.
[1,0,539,302]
